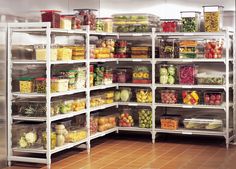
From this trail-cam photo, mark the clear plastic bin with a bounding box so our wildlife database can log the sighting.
[119,108,134,127]
[18,77,34,93]
[182,90,199,105]
[51,78,69,92]
[161,19,181,32]
[60,15,72,30]
[74,9,97,30]
[35,77,46,93]
[104,67,113,85]
[132,66,151,84]
[90,95,105,107]
[98,115,116,132]
[204,40,224,59]
[117,68,132,83]
[159,39,179,58]
[119,88,132,102]
[179,65,197,85]
[159,64,176,85]
[41,10,61,28]
[160,90,178,104]
[181,11,201,32]
[72,98,86,111]
[160,115,181,130]
[66,127,87,143]
[136,88,152,103]
[114,40,128,58]
[196,73,224,85]
[203,5,224,32]
[90,113,98,135]
[42,131,56,150]
[60,100,73,114]
[183,118,223,131]
[35,44,58,61]
[57,47,72,61]
[76,67,86,89]
[51,100,61,116]
[138,109,152,128]
[131,46,150,58]
[204,92,223,105]
[179,40,198,59]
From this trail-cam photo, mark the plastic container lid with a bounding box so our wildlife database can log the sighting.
[18,77,34,81]
[40,10,61,13]
[36,77,46,81]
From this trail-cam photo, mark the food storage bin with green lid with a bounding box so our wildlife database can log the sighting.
[203,5,224,32]
[180,11,201,32]
[36,77,46,93]
[18,77,35,93]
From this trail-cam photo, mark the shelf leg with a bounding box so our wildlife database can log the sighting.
[8,161,11,167]
[86,141,91,154]
[46,164,51,169]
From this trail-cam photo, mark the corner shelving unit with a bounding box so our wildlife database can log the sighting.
[7,22,236,166]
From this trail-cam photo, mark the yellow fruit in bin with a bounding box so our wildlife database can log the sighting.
[133,73,139,78]
[94,49,100,54]
[190,91,199,101]
[137,72,143,78]
[143,73,149,79]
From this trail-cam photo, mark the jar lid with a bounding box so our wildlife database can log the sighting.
[36,77,46,81]
[18,77,34,81]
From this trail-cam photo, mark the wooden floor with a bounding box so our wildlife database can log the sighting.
[5,133,236,169]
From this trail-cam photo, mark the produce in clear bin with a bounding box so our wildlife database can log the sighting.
[179,65,196,85]
[94,66,105,86]
[205,40,223,59]
[114,91,121,101]
[159,65,176,84]
[18,131,37,148]
[204,92,222,105]
[119,111,134,127]
[90,115,98,134]
[120,88,132,102]
[42,132,56,150]
[161,90,178,104]
[136,89,152,103]
[98,116,116,132]
[138,109,152,128]
[132,66,151,84]
[182,91,199,105]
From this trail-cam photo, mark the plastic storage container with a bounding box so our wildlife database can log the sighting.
[160,115,181,130]
[35,44,58,61]
[68,45,85,60]
[203,5,224,32]
[183,118,223,131]
[196,73,224,85]
[179,40,198,59]
[96,18,105,32]
[57,47,72,61]
[133,66,151,84]
[90,113,98,135]
[181,11,201,32]
[90,65,94,87]
[104,67,113,85]
[60,100,73,114]
[98,115,116,132]
[94,66,105,86]
[74,9,97,30]
[136,88,152,103]
[161,19,180,32]
[60,15,72,30]
[104,90,114,104]
[51,78,69,92]
[51,100,61,116]
[41,10,61,28]
[71,15,81,29]
[160,90,178,104]
[90,95,105,107]
[13,100,46,117]
[42,131,56,150]
[35,78,46,93]
[117,68,132,83]
[119,108,134,127]
[138,109,152,128]
[179,65,197,85]
[159,39,179,58]
[18,77,34,93]
[159,64,176,84]
[131,46,150,58]
[66,127,87,143]
[204,92,223,105]
[72,98,86,111]
[114,40,128,58]
[182,90,199,105]
[76,67,86,89]
[119,88,132,102]
[204,40,224,59]
[103,18,113,33]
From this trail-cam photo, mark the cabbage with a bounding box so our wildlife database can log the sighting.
[114,91,121,101]
[25,132,37,144]
[160,75,168,84]
[120,89,131,102]
[168,66,175,76]
[168,76,175,84]
[160,68,168,76]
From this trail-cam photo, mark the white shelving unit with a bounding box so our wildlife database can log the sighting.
[7,22,236,166]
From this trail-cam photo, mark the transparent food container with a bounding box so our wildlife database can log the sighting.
[18,77,34,93]
[181,11,201,32]
[90,95,105,107]
[119,88,132,102]
[159,39,179,58]
[41,10,61,28]
[138,109,152,128]
[76,67,86,89]
[103,18,113,33]
[204,92,223,105]
[98,115,116,132]
[42,131,56,150]
[60,100,73,114]
[104,91,115,104]
[74,9,97,30]
[117,68,132,83]
[131,46,150,58]
[72,98,86,111]
[68,45,85,60]
[179,40,198,59]
[96,18,105,32]
[35,44,58,61]
[159,64,176,84]
[90,113,98,135]
[94,66,105,86]
[203,5,224,32]
[196,73,224,85]
[160,90,178,104]
[13,100,46,117]
[114,40,128,58]
[183,118,223,131]
[51,100,61,116]
[160,115,181,130]
[204,40,224,59]
[179,65,197,85]
[133,66,151,84]
[35,77,46,93]
[161,19,180,32]
[51,78,69,92]
[104,67,113,85]
[60,15,72,30]
[57,47,72,61]
[66,127,87,143]
[136,88,152,103]
[182,90,199,105]
[119,108,134,127]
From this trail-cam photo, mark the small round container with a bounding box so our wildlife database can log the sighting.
[35,77,46,93]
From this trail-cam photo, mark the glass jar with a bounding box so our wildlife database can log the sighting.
[42,131,56,150]
[34,44,58,61]
[159,64,176,85]
[41,10,61,28]
[35,77,46,93]
[18,77,34,93]
[181,11,201,32]
[161,19,180,32]
[60,15,72,30]
[203,5,224,32]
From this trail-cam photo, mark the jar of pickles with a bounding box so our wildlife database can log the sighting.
[203,5,224,32]
[41,10,61,28]
[18,77,34,93]
[35,77,46,93]
[180,11,201,32]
